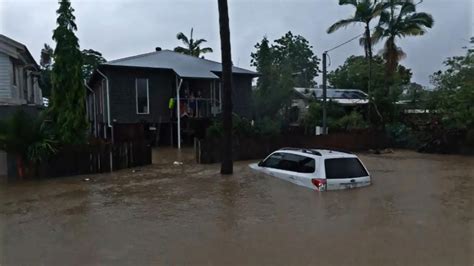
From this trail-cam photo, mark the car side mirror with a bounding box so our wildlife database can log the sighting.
[258,161,263,167]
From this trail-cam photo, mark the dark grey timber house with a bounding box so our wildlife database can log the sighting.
[86,48,258,147]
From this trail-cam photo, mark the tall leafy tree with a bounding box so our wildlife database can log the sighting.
[373,0,434,76]
[39,43,54,98]
[50,0,87,144]
[429,46,474,130]
[271,32,320,88]
[328,55,412,92]
[251,37,273,94]
[174,28,213,58]
[81,49,106,81]
[217,0,233,174]
[251,32,319,120]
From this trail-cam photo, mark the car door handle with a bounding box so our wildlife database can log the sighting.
[350,179,355,183]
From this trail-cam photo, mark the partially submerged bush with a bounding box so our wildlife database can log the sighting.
[386,122,419,149]
[302,101,346,129]
[0,110,58,178]
[303,101,368,131]
[205,121,224,138]
[205,114,281,139]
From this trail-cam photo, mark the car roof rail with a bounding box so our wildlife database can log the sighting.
[312,147,354,154]
[304,149,322,156]
[280,147,322,156]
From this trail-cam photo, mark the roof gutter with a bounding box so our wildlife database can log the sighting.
[96,69,111,128]
[95,69,114,171]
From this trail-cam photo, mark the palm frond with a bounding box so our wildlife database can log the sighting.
[193,38,208,47]
[327,18,359,33]
[176,32,189,46]
[373,1,390,17]
[200,47,213,54]
[378,10,391,24]
[371,26,385,44]
[397,24,425,37]
[339,0,358,7]
[399,1,416,15]
[174,46,190,55]
[404,12,434,28]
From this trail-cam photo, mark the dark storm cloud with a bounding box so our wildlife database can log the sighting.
[1,0,471,86]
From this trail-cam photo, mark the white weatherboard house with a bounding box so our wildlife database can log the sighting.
[0,34,43,108]
[0,34,43,178]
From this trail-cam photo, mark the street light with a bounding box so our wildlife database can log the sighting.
[322,51,328,135]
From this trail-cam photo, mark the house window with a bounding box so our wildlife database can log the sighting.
[136,78,149,114]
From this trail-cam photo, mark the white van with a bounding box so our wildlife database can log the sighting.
[249,148,371,191]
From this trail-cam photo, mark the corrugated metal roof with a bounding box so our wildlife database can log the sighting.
[104,50,258,79]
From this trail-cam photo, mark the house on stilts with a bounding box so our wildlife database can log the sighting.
[86,48,258,147]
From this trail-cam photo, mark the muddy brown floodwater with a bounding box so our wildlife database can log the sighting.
[0,149,473,265]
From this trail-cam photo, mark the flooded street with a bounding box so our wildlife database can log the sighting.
[0,149,473,265]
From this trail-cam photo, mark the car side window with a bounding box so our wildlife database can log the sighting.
[298,156,316,173]
[261,153,283,168]
[263,153,316,173]
[278,153,300,172]
[262,152,316,173]
[279,153,315,173]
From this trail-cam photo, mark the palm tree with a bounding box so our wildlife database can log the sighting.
[327,0,388,123]
[40,43,54,69]
[372,0,434,76]
[217,0,233,175]
[327,0,387,61]
[174,28,214,57]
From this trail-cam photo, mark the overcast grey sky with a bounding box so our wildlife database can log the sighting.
[1,0,472,87]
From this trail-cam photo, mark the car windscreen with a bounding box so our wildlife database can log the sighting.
[324,158,368,179]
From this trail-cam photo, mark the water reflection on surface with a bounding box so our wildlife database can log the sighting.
[0,149,472,265]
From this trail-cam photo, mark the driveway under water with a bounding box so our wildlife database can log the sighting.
[0,149,472,265]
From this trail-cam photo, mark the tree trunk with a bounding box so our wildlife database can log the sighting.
[218,0,233,175]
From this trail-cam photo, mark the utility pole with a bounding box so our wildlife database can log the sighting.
[322,51,328,135]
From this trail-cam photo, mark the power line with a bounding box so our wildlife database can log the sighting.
[324,0,425,54]
[325,32,365,53]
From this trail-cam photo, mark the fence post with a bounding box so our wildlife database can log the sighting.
[109,144,113,172]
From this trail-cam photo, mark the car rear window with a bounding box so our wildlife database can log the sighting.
[324,158,368,179]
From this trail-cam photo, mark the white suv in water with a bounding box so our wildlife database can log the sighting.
[249,148,371,191]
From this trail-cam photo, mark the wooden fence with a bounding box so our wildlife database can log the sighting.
[196,130,389,164]
[40,141,152,178]
[5,141,152,180]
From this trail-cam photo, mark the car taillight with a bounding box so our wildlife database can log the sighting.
[311,178,327,191]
